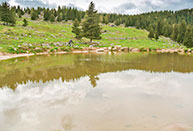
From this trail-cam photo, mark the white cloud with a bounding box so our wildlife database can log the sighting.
[2,0,193,14]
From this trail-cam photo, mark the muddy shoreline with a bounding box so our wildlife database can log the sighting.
[0,47,193,61]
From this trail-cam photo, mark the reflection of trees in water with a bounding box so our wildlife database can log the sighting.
[0,53,193,89]
[89,75,99,87]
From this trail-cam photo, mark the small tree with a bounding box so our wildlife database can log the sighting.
[57,13,63,22]
[171,24,178,41]
[155,32,159,41]
[0,2,16,26]
[177,20,186,43]
[50,14,55,22]
[31,11,39,20]
[183,26,193,48]
[23,19,28,27]
[156,21,162,35]
[72,19,82,39]
[43,9,50,21]
[148,28,154,39]
[82,2,102,43]
[115,19,121,26]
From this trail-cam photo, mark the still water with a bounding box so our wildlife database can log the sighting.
[0,53,193,131]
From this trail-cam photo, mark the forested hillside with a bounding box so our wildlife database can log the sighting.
[0,2,193,47]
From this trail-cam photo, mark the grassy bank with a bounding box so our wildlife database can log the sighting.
[0,18,185,54]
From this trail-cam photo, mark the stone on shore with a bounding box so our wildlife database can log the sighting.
[121,47,129,52]
[130,48,140,52]
[96,48,104,52]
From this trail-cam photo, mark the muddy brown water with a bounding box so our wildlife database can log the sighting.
[0,52,193,131]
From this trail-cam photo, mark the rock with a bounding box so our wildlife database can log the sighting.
[96,48,104,52]
[35,47,42,50]
[172,49,178,53]
[115,45,121,51]
[144,48,150,52]
[129,47,134,52]
[108,47,112,51]
[160,49,167,53]
[50,34,56,38]
[121,47,129,52]
[131,48,140,52]
[14,37,19,40]
[169,49,175,53]
[22,43,28,46]
[188,49,192,52]
[103,47,108,50]
[178,49,184,52]
[112,47,117,51]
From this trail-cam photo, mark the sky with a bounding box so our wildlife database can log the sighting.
[1,0,193,14]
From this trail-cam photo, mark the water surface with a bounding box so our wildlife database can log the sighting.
[0,53,193,131]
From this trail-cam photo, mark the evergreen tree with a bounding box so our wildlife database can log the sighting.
[102,15,109,25]
[115,19,121,26]
[57,13,63,22]
[183,26,193,48]
[31,11,39,20]
[82,2,101,43]
[155,32,159,41]
[50,14,55,22]
[177,20,186,43]
[125,18,130,27]
[135,20,140,29]
[72,19,82,39]
[23,19,28,27]
[148,28,154,39]
[163,24,171,37]
[43,10,50,21]
[0,2,16,26]
[171,24,178,41]
[156,21,162,36]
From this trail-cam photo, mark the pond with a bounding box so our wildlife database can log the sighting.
[0,52,193,131]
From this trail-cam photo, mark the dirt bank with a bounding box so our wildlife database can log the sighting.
[0,47,193,61]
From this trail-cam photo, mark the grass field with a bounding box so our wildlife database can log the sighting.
[0,18,185,53]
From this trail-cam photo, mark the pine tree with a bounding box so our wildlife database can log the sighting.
[171,24,178,41]
[115,19,121,26]
[31,11,39,20]
[102,15,109,25]
[125,18,130,27]
[72,19,82,39]
[183,26,193,48]
[82,2,102,43]
[155,32,159,41]
[0,2,16,26]
[148,28,154,39]
[23,19,28,27]
[177,20,186,43]
[43,10,50,21]
[135,20,140,29]
[163,24,172,37]
[57,13,63,22]
[50,14,55,22]
[156,21,162,36]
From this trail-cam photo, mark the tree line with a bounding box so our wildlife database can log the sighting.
[0,2,193,47]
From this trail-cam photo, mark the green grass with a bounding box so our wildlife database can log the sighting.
[0,17,185,53]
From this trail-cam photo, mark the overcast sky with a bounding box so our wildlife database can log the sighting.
[1,0,193,14]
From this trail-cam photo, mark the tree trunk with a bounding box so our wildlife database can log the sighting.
[90,39,92,43]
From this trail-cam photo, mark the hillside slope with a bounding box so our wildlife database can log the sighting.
[0,18,183,53]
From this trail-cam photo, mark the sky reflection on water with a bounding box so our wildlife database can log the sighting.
[0,53,193,131]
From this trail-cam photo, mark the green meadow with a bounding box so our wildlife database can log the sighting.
[0,18,184,53]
